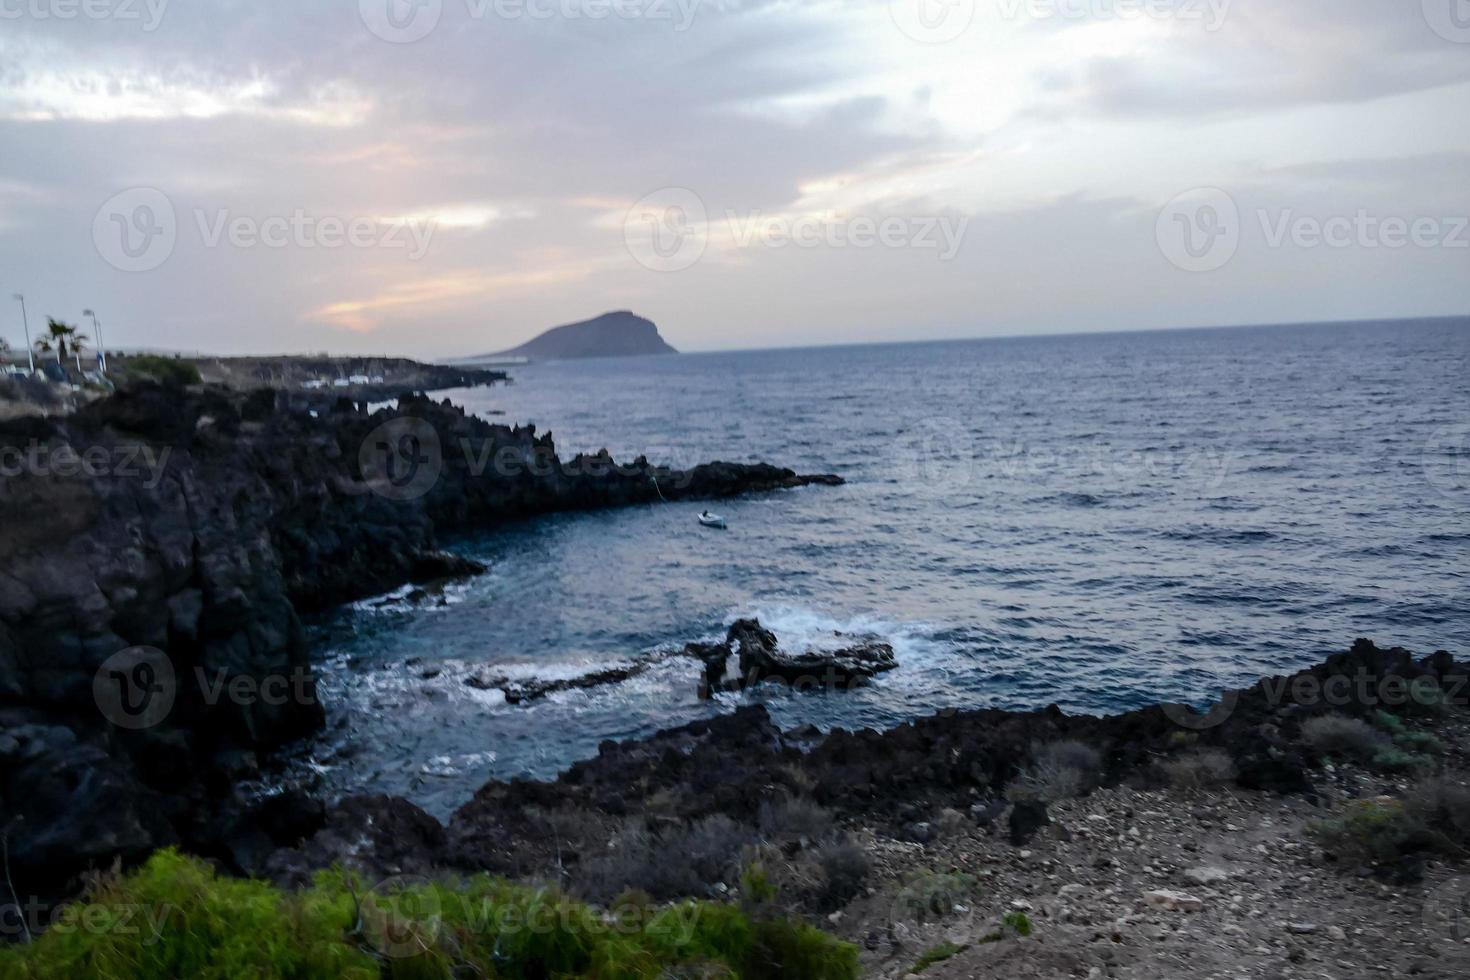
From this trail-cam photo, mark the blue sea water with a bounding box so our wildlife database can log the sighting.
[299,318,1470,816]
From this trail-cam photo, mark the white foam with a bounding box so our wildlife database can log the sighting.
[734,603,933,658]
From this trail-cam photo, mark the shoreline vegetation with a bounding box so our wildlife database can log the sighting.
[1,382,1466,977]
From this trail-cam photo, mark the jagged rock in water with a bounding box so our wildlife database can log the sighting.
[688,618,897,697]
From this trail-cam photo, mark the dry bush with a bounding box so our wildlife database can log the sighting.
[1301,714,1390,761]
[1162,748,1237,788]
[1013,739,1103,802]
[814,839,871,910]
[758,796,836,842]
[737,836,872,914]
[574,815,754,904]
[1405,778,1470,845]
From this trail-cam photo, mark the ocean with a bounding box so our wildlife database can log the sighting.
[296,318,1470,816]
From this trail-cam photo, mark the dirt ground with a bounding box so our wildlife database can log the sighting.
[831,773,1469,979]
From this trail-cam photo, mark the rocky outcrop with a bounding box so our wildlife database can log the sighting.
[475,310,677,362]
[0,383,842,902]
[435,638,1463,884]
[690,618,898,697]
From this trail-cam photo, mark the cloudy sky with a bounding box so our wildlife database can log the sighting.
[1,0,1467,356]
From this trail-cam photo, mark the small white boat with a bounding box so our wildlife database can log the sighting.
[697,511,727,529]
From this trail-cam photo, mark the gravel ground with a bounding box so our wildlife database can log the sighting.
[828,763,1469,979]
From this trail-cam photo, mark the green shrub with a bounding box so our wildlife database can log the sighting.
[910,941,966,973]
[1394,731,1445,754]
[0,850,860,980]
[123,356,201,387]
[1369,711,1446,757]
[1001,911,1033,937]
[1372,710,1406,734]
[1370,748,1433,775]
[1311,782,1470,873]
[1311,799,1420,866]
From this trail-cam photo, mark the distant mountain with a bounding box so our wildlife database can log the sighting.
[474,312,678,362]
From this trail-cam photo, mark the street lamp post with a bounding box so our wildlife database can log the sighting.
[84,309,107,373]
[12,293,35,375]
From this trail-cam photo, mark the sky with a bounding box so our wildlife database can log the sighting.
[0,0,1468,357]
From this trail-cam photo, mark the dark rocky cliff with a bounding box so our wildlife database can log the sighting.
[0,383,839,902]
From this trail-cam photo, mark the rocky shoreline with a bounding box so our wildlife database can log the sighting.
[264,635,1465,878]
[2,383,1466,977]
[259,636,1468,978]
[0,383,843,907]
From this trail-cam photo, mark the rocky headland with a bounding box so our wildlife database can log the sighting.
[0,382,841,906]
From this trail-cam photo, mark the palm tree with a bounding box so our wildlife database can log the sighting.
[46,318,74,362]
[33,336,53,358]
